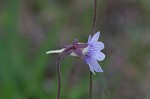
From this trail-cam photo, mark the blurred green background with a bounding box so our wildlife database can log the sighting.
[0,0,150,99]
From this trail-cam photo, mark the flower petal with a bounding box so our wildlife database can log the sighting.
[88,35,92,43]
[88,51,105,61]
[84,57,103,73]
[94,42,104,50]
[89,31,100,44]
[87,42,104,52]
[89,64,95,74]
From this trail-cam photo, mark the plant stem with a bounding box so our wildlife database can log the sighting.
[89,72,93,99]
[89,0,97,99]
[56,52,64,99]
[91,0,97,34]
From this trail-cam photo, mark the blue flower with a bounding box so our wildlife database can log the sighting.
[83,31,105,74]
[46,31,105,74]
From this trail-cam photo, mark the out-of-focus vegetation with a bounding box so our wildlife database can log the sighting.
[0,0,150,99]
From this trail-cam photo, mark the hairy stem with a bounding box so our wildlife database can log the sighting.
[91,0,97,34]
[89,72,93,99]
[56,52,64,99]
[89,0,97,99]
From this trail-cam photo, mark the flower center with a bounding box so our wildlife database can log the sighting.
[72,45,78,49]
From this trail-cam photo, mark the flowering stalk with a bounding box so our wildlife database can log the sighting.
[89,71,93,99]
[91,0,97,34]
[47,31,104,99]
[56,52,63,99]
[47,48,65,99]
[89,0,97,99]
[54,40,88,99]
[46,0,104,98]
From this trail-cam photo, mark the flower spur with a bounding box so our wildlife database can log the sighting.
[46,31,105,74]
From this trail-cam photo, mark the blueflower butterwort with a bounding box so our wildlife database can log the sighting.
[46,31,105,74]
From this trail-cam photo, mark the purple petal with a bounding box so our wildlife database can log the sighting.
[87,42,104,52]
[94,42,104,50]
[84,57,103,74]
[89,51,105,61]
[89,64,95,74]
[89,31,100,44]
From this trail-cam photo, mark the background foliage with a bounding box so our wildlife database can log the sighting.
[0,0,150,99]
